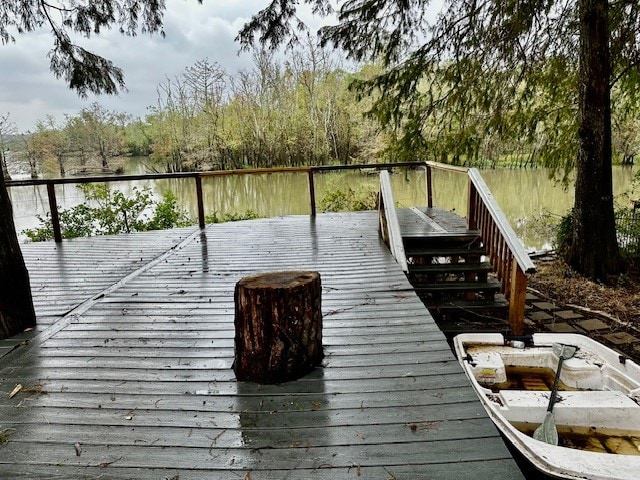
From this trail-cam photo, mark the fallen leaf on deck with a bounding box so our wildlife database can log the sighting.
[0,428,15,444]
[8,384,22,399]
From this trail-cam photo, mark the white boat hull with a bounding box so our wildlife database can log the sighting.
[454,333,640,480]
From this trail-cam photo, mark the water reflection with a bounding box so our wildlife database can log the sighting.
[8,159,638,250]
[235,370,328,469]
[199,231,210,273]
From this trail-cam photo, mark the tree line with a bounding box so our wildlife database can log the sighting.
[3,45,639,181]
[2,45,386,179]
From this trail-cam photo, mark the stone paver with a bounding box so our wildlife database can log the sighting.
[603,332,639,345]
[546,322,579,333]
[525,288,640,363]
[528,311,553,322]
[577,318,610,332]
[532,301,558,311]
[554,310,584,320]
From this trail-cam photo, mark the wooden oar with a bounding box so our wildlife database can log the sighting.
[533,343,577,445]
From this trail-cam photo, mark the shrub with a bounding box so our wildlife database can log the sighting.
[318,186,378,212]
[205,209,262,224]
[146,191,192,230]
[555,206,640,262]
[615,206,640,260]
[555,209,574,259]
[23,184,192,242]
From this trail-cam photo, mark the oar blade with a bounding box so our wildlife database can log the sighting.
[552,343,577,360]
[533,411,559,445]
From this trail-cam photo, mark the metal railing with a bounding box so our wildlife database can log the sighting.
[7,160,535,333]
[7,162,425,242]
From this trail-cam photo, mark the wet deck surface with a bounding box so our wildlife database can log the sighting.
[0,212,523,479]
[396,207,473,238]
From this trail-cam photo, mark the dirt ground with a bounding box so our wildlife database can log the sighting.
[528,256,640,362]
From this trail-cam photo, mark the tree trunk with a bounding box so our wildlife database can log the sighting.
[233,271,323,384]
[0,172,36,339]
[569,0,621,280]
[57,155,65,177]
[1,153,10,181]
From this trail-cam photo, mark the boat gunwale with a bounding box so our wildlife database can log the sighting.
[454,332,640,480]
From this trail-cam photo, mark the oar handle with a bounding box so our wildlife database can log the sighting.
[547,356,565,412]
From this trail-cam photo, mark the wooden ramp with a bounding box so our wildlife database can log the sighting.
[0,213,523,479]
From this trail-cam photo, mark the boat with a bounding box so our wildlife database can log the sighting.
[453,332,640,480]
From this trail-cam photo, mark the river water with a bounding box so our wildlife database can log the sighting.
[7,160,638,250]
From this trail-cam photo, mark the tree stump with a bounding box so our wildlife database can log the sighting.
[233,271,323,384]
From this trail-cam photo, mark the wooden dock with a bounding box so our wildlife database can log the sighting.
[0,212,524,479]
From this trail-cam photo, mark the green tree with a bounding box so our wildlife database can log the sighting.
[32,117,69,177]
[18,133,43,179]
[0,0,199,339]
[150,59,227,171]
[149,76,198,172]
[78,103,129,171]
[240,0,640,281]
[183,59,227,168]
[124,119,154,157]
[0,114,16,180]
[64,113,93,170]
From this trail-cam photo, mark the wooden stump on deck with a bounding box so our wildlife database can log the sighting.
[233,271,323,384]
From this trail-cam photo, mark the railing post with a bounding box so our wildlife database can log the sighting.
[426,164,433,208]
[508,262,527,335]
[308,168,316,217]
[195,175,205,229]
[467,176,478,230]
[46,182,62,243]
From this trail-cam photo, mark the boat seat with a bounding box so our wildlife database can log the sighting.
[466,347,605,389]
[466,351,507,385]
[496,389,640,430]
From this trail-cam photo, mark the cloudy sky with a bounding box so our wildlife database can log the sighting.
[0,1,329,132]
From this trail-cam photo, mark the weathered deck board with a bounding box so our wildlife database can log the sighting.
[0,212,524,479]
[397,206,471,238]
[21,227,197,324]
[0,459,522,480]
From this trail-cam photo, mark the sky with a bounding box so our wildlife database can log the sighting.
[0,1,329,133]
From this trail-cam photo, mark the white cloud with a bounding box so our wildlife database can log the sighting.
[0,2,447,132]
[0,1,302,132]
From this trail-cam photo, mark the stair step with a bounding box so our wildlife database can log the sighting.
[435,321,511,338]
[424,297,509,312]
[408,262,492,275]
[413,281,501,293]
[403,232,482,248]
[423,296,510,337]
[405,247,486,258]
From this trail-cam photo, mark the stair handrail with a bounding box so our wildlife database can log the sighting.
[421,161,536,334]
[422,161,535,275]
[424,161,470,208]
[378,170,409,272]
[467,168,536,334]
[467,169,536,274]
